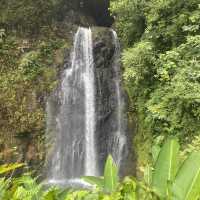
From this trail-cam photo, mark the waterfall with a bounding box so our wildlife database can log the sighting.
[110,30,126,167]
[46,27,129,186]
[83,28,97,176]
[46,27,97,185]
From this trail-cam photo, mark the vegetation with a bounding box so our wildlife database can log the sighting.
[0,0,76,33]
[83,155,119,193]
[0,0,200,199]
[110,0,200,168]
[0,24,70,167]
[0,33,63,136]
[0,138,200,199]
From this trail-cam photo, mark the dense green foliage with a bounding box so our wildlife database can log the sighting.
[0,24,70,165]
[1,0,200,199]
[1,139,200,199]
[0,0,76,33]
[145,138,200,200]
[0,161,136,200]
[0,175,136,200]
[111,0,200,167]
[0,31,65,136]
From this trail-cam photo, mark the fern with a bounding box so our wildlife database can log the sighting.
[41,187,69,200]
[0,178,11,200]
[12,176,42,200]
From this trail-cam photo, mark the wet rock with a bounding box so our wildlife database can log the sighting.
[92,27,135,176]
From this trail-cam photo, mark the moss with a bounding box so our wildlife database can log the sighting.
[124,85,152,178]
[0,24,73,168]
[133,114,152,179]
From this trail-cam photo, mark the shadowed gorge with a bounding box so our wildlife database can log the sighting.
[81,0,113,26]
[61,0,114,26]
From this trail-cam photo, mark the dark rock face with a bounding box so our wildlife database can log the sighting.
[92,27,135,176]
[0,132,44,175]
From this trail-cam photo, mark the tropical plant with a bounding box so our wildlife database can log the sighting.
[0,163,24,200]
[110,0,146,46]
[172,152,200,200]
[11,175,43,200]
[152,138,180,198]
[0,144,200,200]
[0,178,11,200]
[82,155,119,193]
[111,0,200,167]
[41,187,70,200]
[142,137,200,200]
[0,163,24,175]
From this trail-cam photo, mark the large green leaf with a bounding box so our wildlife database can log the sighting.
[152,138,180,198]
[172,152,200,200]
[104,155,119,193]
[82,176,104,189]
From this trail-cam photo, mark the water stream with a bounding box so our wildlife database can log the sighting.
[46,27,127,186]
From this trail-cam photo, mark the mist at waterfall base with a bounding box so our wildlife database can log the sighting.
[45,27,128,188]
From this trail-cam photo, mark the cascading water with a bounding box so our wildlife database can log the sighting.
[83,28,97,176]
[46,27,97,185]
[110,30,126,167]
[46,27,129,186]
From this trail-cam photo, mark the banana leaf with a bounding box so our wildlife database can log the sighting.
[104,155,119,193]
[152,138,180,198]
[82,176,104,189]
[172,152,200,200]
